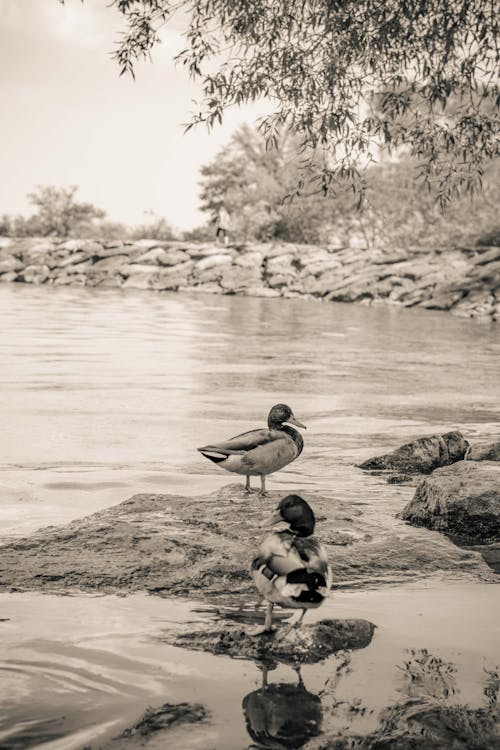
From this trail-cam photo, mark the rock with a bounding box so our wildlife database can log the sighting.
[467,440,500,461]
[0,256,24,273]
[0,271,18,283]
[233,251,264,268]
[122,263,159,275]
[51,251,91,268]
[90,255,130,273]
[164,619,375,665]
[400,461,500,543]
[0,483,494,598]
[358,431,469,474]
[21,264,50,284]
[195,254,233,271]
[135,247,167,264]
[157,249,190,267]
[117,702,207,739]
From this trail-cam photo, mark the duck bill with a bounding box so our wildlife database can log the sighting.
[288,415,306,429]
[258,509,285,528]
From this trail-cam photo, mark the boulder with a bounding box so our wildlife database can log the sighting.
[400,461,500,543]
[21,264,50,284]
[358,431,469,474]
[157,249,190,267]
[0,271,18,283]
[163,619,375,665]
[0,256,24,273]
[91,255,130,273]
[467,440,500,462]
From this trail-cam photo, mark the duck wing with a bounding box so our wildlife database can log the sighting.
[198,428,278,455]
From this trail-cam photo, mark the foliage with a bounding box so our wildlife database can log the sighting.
[110,0,499,205]
[196,125,500,248]
[0,188,178,241]
[17,185,106,238]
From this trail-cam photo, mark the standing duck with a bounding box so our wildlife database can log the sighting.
[198,404,306,496]
[249,494,332,636]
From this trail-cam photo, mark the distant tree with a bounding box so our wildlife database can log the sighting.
[109,0,499,206]
[26,185,105,237]
[129,213,177,240]
[197,124,500,248]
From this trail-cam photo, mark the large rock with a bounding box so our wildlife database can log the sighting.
[400,461,500,543]
[0,483,494,598]
[163,619,375,666]
[467,440,500,462]
[358,431,469,474]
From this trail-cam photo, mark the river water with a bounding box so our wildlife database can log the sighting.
[0,283,499,749]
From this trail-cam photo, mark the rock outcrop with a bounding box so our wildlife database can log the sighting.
[358,431,469,474]
[400,461,500,543]
[1,237,499,321]
[467,439,500,462]
[162,619,375,665]
[0,483,495,597]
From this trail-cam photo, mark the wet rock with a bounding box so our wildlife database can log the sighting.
[165,619,375,665]
[358,431,469,474]
[467,440,500,462]
[116,702,207,740]
[0,483,495,597]
[400,461,500,543]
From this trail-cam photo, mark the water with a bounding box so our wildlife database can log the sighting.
[0,283,499,749]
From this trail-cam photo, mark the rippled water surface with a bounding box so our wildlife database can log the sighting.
[1,283,499,535]
[0,283,499,749]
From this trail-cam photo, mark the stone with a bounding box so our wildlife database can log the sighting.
[400,461,500,543]
[244,286,281,298]
[157,249,190,267]
[135,247,167,264]
[122,263,159,275]
[195,254,233,271]
[122,275,154,290]
[162,619,375,666]
[467,440,500,462]
[91,255,130,273]
[0,271,18,283]
[233,251,264,268]
[51,251,91,268]
[21,264,50,284]
[0,256,24,273]
[358,431,469,474]
[117,702,207,739]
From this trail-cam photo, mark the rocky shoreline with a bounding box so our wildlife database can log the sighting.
[1,236,499,321]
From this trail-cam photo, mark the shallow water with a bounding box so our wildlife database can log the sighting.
[0,283,499,748]
[0,283,499,537]
[0,585,498,750]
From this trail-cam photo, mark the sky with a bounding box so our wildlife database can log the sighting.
[0,0,269,230]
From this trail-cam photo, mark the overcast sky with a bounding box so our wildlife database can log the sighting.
[0,0,269,230]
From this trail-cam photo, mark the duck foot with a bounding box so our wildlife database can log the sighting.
[246,625,277,637]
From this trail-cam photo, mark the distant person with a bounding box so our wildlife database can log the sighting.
[215,206,231,246]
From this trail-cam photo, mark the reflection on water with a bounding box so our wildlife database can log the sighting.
[242,666,322,749]
[1,283,499,537]
[0,586,498,749]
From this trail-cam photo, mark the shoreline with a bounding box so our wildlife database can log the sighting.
[1,236,499,322]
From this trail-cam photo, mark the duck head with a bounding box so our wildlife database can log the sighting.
[262,494,315,537]
[267,404,306,431]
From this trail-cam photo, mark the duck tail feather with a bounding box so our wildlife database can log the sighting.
[199,451,227,464]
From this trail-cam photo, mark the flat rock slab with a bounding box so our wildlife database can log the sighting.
[0,482,495,597]
[467,439,500,462]
[400,461,500,543]
[163,619,375,665]
[358,431,469,474]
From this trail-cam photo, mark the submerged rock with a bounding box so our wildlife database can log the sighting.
[358,431,469,474]
[400,461,500,543]
[118,702,207,738]
[163,619,375,665]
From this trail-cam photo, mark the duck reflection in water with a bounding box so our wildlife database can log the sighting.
[242,663,322,750]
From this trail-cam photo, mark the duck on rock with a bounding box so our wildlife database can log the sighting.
[198,404,306,496]
[249,494,332,637]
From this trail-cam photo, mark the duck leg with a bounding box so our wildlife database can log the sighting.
[247,601,275,636]
[244,475,258,494]
[276,608,307,641]
[258,475,270,497]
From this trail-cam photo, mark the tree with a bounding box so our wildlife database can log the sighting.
[110,0,499,205]
[197,124,500,248]
[26,185,105,237]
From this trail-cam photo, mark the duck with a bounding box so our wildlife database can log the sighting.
[198,404,306,496]
[249,494,332,637]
